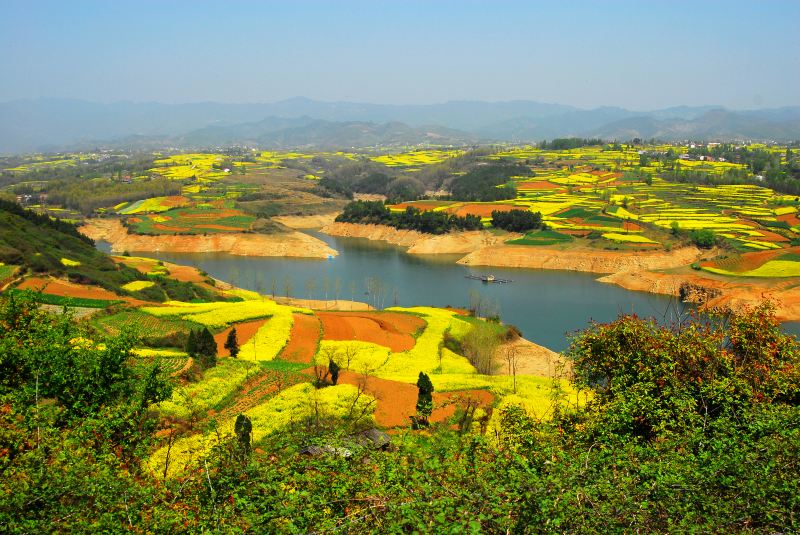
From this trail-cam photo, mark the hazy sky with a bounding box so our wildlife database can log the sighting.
[1,0,798,109]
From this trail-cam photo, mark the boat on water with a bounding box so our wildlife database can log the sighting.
[465,274,512,284]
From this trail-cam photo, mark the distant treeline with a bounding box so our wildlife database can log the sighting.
[539,138,606,150]
[491,209,543,232]
[336,201,482,234]
[42,177,183,215]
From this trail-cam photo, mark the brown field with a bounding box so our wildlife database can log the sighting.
[214,319,269,356]
[701,247,795,272]
[182,209,243,220]
[335,370,494,428]
[392,201,452,212]
[153,224,185,232]
[318,311,425,352]
[517,181,563,190]
[194,224,243,231]
[449,204,518,218]
[757,229,790,242]
[18,277,123,301]
[280,313,321,363]
[166,264,207,283]
[778,213,800,227]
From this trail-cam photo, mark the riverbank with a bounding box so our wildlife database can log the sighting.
[320,221,511,254]
[80,219,338,259]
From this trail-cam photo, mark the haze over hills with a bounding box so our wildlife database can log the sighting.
[1,97,799,153]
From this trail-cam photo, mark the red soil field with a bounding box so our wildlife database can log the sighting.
[318,312,425,352]
[18,277,121,301]
[756,230,790,243]
[517,181,563,190]
[392,201,452,212]
[152,224,185,232]
[194,224,246,231]
[449,204,518,218]
[161,196,189,207]
[699,247,799,272]
[335,370,494,427]
[181,209,243,220]
[280,313,321,363]
[166,265,207,283]
[215,319,269,357]
[778,213,800,227]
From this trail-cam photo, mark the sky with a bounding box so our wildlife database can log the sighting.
[1,0,798,110]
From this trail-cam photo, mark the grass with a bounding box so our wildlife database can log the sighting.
[0,264,18,280]
[507,229,574,246]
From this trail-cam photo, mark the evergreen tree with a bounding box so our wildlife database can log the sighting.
[196,327,217,369]
[329,359,340,385]
[234,414,252,456]
[224,327,240,358]
[185,329,197,356]
[413,371,434,428]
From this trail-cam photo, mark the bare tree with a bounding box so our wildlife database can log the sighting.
[334,277,342,305]
[462,322,500,375]
[283,275,293,299]
[305,278,317,300]
[270,277,278,299]
[503,344,520,393]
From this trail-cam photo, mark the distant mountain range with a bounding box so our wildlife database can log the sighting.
[1,97,799,153]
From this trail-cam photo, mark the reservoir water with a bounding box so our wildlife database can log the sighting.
[104,232,712,352]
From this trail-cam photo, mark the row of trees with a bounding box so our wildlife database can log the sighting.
[490,209,543,232]
[336,201,482,234]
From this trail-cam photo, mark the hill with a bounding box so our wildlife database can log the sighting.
[2,98,799,152]
[0,199,218,301]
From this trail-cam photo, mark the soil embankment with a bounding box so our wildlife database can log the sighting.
[495,338,572,379]
[599,269,800,321]
[80,219,338,259]
[272,213,338,229]
[321,222,510,254]
[458,244,703,273]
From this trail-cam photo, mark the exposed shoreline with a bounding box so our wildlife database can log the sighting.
[80,219,338,259]
[321,221,800,321]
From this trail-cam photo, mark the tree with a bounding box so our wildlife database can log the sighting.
[234,414,252,456]
[462,322,501,375]
[224,327,239,358]
[191,327,217,369]
[329,359,341,386]
[412,372,434,429]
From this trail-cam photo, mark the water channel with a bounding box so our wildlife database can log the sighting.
[99,231,735,352]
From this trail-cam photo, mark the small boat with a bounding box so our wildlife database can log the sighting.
[465,274,512,284]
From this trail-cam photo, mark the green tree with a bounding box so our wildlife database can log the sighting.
[413,372,434,428]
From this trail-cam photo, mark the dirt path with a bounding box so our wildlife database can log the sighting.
[81,218,338,259]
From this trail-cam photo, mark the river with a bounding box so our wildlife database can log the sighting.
[100,232,725,352]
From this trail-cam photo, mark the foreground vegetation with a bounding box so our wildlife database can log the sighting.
[1,284,797,532]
